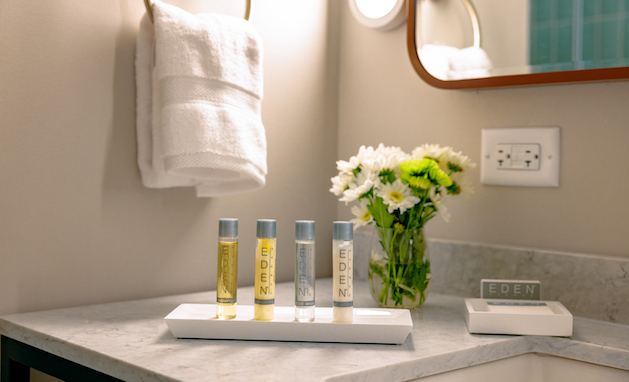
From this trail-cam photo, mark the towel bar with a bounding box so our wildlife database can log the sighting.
[143,0,251,23]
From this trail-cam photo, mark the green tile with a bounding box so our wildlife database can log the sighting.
[558,25,574,62]
[602,0,619,14]
[625,16,629,57]
[601,19,619,59]
[583,0,597,18]
[531,27,552,64]
[558,0,574,19]
[534,0,552,22]
[582,22,595,60]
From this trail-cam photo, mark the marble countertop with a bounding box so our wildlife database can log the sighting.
[1,279,628,382]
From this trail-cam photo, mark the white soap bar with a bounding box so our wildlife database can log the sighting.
[486,301,555,315]
[464,298,573,336]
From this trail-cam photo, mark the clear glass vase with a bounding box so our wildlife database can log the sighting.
[369,227,431,308]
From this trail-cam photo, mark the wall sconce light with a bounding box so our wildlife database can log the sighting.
[348,0,406,31]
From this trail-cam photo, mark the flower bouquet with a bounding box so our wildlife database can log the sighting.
[330,144,475,308]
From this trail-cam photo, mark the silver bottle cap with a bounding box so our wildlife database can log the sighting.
[218,218,238,237]
[256,219,276,238]
[333,221,353,241]
[295,220,315,241]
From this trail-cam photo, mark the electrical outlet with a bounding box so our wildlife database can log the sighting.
[481,127,560,187]
[496,144,540,170]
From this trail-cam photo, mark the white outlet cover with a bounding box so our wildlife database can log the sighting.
[481,127,560,187]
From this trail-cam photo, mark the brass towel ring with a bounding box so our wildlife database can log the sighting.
[460,0,480,48]
[425,0,481,48]
[143,0,252,23]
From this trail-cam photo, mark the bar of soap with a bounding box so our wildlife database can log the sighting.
[486,301,555,315]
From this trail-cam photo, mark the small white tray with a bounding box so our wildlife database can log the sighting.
[464,298,573,336]
[165,304,413,344]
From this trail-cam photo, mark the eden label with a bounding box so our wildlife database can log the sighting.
[333,242,353,304]
[481,279,541,300]
[295,243,315,307]
[217,241,238,304]
[255,238,276,304]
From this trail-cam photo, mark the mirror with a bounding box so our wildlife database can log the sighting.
[407,0,629,89]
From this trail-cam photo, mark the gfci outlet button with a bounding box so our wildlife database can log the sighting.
[481,127,560,187]
[496,143,541,170]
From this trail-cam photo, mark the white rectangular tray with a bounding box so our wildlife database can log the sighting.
[464,298,573,336]
[165,304,413,344]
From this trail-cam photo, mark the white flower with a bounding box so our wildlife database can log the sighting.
[449,173,475,197]
[336,158,360,175]
[370,248,385,264]
[429,184,445,202]
[375,179,420,214]
[374,143,404,157]
[442,149,476,173]
[329,173,353,196]
[336,145,378,175]
[350,200,373,228]
[411,144,447,161]
[434,198,451,223]
[356,145,377,160]
[340,170,377,204]
[373,151,408,177]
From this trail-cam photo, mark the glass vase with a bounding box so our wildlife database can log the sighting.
[368,227,430,308]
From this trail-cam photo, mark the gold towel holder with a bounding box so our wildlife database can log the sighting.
[425,0,481,48]
[143,0,252,23]
[460,0,480,48]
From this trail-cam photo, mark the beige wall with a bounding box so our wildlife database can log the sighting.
[337,2,629,259]
[0,0,339,316]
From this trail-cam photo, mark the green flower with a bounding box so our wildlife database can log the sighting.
[429,166,453,187]
[400,159,452,189]
[447,181,461,195]
[447,162,463,173]
[400,159,433,174]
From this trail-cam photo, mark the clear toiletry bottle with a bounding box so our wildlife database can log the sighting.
[295,220,315,322]
[217,218,238,320]
[254,219,276,321]
[332,221,353,323]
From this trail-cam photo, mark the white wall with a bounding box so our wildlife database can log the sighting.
[337,1,629,259]
[0,0,340,316]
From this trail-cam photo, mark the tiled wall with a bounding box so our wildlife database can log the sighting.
[530,0,629,71]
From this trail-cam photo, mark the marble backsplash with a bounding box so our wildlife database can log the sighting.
[354,228,629,325]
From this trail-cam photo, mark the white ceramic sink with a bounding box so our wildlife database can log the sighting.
[409,353,629,382]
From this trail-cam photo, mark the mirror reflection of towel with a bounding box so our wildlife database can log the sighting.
[419,44,492,80]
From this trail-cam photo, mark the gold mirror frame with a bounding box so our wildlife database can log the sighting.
[406,0,629,89]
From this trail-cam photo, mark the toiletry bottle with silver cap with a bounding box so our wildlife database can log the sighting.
[295,220,316,322]
[332,221,353,323]
[217,218,238,320]
[254,219,276,321]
